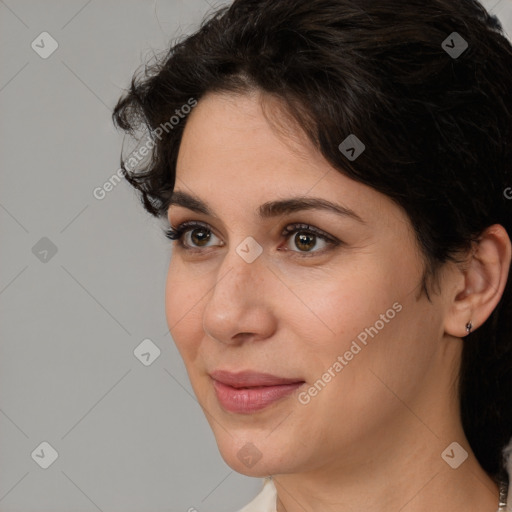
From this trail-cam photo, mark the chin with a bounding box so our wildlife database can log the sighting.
[220,450,286,477]
[212,429,299,476]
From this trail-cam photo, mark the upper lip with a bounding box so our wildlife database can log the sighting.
[209,370,305,388]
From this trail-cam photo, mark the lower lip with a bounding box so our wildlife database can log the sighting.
[212,379,304,414]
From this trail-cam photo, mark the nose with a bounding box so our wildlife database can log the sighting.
[202,246,277,345]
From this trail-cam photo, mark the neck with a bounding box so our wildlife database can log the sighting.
[273,440,499,512]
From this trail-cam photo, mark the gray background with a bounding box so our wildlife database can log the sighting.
[1,1,511,511]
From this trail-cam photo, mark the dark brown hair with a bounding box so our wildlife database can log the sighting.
[112,0,512,483]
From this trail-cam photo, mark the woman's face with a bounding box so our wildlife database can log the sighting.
[165,90,452,476]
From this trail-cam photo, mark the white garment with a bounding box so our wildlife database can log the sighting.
[236,439,512,512]
[237,476,276,512]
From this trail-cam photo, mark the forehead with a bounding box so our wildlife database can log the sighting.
[177,91,318,175]
[174,91,397,226]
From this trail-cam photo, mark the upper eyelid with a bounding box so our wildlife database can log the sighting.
[171,220,219,237]
[281,223,338,242]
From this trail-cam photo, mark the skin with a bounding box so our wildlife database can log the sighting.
[165,90,511,512]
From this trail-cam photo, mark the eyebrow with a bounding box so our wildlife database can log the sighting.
[168,190,365,223]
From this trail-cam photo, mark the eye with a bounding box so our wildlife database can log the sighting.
[164,221,340,256]
[165,221,223,250]
[281,223,339,256]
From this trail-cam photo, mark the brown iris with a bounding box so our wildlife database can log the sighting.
[190,228,211,247]
[294,232,316,252]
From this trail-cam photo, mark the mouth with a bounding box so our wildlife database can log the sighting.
[209,370,306,414]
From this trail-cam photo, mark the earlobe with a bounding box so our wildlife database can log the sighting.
[444,224,511,339]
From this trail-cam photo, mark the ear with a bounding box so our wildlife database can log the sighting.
[444,224,511,338]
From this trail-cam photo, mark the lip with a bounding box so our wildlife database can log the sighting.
[209,370,305,414]
[209,369,304,388]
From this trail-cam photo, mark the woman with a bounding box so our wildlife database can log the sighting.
[112,0,512,510]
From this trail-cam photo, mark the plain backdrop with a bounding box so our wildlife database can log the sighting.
[1,1,511,511]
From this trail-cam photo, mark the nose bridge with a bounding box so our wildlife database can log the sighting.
[202,240,272,342]
[211,241,265,308]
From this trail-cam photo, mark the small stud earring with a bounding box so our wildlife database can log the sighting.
[465,321,473,334]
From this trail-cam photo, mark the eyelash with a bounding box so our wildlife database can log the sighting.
[164,221,340,257]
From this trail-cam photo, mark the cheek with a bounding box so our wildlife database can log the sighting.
[282,265,403,353]
[284,251,427,391]
[309,274,437,415]
[165,262,206,361]
[165,263,184,327]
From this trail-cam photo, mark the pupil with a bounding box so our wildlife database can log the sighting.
[295,232,315,251]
